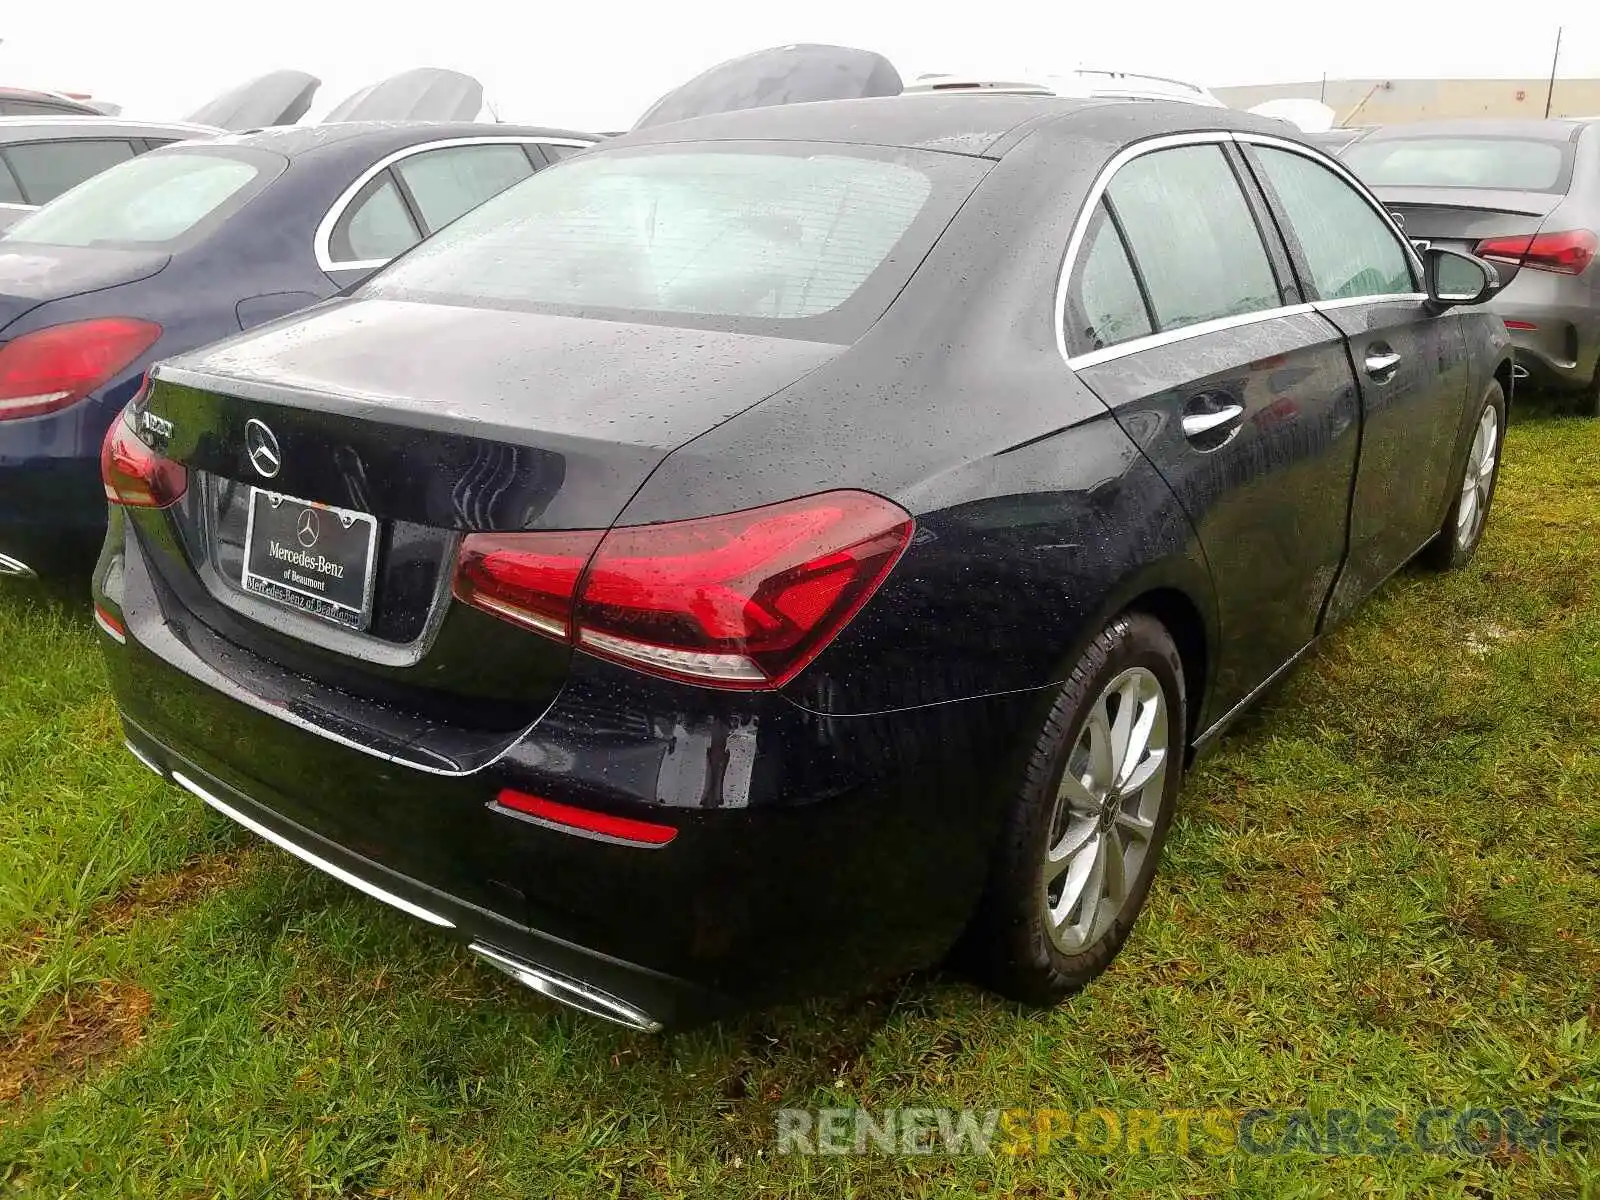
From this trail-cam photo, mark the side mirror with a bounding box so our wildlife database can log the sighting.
[1423,245,1499,309]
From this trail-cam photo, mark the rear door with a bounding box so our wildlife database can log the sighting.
[1241,137,1472,621]
[1065,137,1363,713]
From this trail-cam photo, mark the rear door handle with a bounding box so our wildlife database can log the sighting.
[1181,404,1245,439]
[1365,350,1402,380]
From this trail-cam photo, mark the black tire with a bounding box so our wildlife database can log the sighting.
[1580,367,1600,418]
[1420,380,1506,572]
[965,611,1186,1006]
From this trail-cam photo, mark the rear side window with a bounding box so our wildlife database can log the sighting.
[363,145,980,341]
[1106,145,1280,332]
[1253,147,1415,300]
[1065,202,1153,352]
[540,142,587,161]
[2,139,135,204]
[329,172,422,263]
[1342,136,1570,192]
[5,150,269,247]
[394,143,534,233]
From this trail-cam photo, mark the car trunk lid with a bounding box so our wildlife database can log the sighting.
[138,297,843,721]
[1372,185,1561,288]
[0,245,170,334]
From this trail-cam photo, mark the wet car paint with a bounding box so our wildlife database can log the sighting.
[96,96,1515,1025]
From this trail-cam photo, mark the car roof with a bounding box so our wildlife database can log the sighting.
[0,115,220,139]
[609,93,1295,158]
[1358,118,1595,141]
[194,120,599,159]
[0,87,101,114]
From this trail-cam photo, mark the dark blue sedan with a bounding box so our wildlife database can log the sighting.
[0,120,593,576]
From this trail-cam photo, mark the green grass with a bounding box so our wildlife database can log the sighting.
[3,409,1600,1197]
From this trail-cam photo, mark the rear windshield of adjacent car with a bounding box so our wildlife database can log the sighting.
[362,144,987,341]
[1342,136,1572,192]
[2,148,281,248]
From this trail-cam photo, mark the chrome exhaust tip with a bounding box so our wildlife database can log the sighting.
[469,942,663,1032]
[0,552,37,580]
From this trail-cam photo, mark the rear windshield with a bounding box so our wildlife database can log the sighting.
[1342,136,1572,192]
[362,144,985,341]
[2,148,280,248]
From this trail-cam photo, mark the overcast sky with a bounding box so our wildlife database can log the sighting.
[4,4,1598,131]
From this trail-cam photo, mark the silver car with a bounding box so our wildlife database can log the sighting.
[1341,119,1600,413]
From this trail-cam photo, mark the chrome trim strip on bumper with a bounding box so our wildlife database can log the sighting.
[124,739,164,777]
[167,768,456,929]
[125,734,666,1030]
[469,942,663,1033]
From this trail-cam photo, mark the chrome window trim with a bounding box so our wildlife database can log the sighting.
[1067,303,1316,369]
[314,135,596,273]
[1312,292,1428,312]
[1054,130,1428,369]
[1053,130,1233,365]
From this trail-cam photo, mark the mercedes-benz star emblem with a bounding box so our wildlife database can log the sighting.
[244,418,281,479]
[296,508,320,549]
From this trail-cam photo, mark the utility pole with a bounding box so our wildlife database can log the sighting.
[1545,26,1563,118]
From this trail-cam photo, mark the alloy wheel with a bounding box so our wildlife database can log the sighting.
[1041,666,1169,955]
[1457,403,1499,550]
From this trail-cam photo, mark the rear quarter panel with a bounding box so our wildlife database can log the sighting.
[616,129,1220,723]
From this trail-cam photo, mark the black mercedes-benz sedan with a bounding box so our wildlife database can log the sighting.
[93,95,1512,1030]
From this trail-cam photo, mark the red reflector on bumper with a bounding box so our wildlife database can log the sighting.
[1503,320,1537,330]
[93,604,126,643]
[494,789,678,846]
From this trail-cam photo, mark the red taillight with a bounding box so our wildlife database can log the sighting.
[494,788,677,846]
[0,317,162,421]
[1475,229,1598,276]
[100,410,186,508]
[453,529,605,639]
[454,491,914,690]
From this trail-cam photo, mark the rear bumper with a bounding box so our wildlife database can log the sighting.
[96,515,1030,1025]
[0,458,107,559]
[0,394,121,566]
[1486,274,1600,391]
[120,722,698,1030]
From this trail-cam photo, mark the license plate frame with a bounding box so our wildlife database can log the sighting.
[240,487,379,631]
